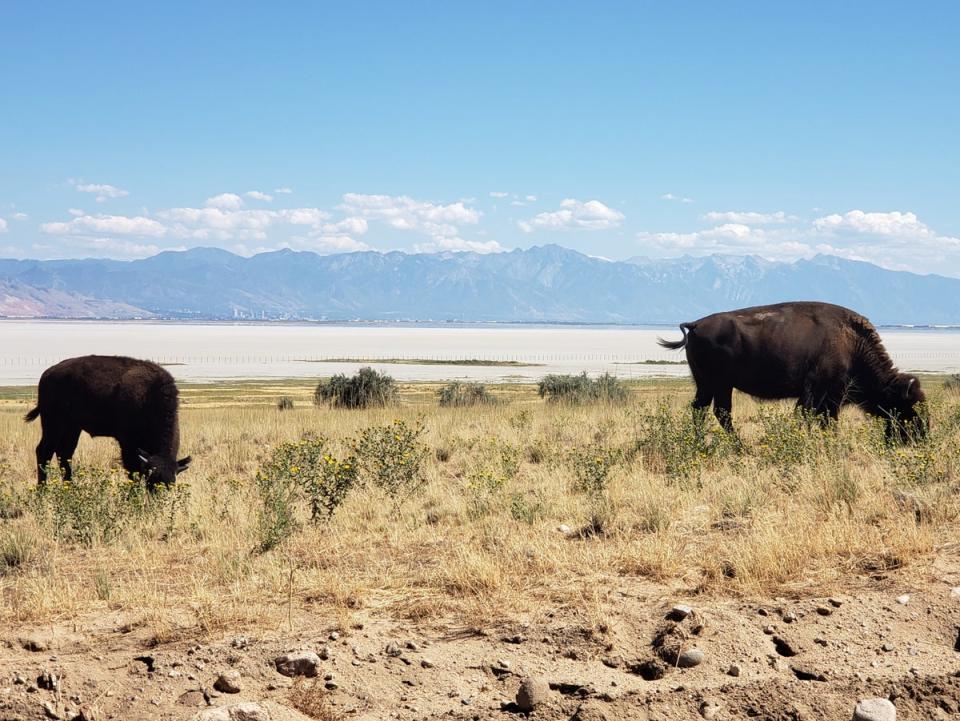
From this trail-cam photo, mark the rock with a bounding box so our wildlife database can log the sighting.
[852,698,896,721]
[700,700,722,719]
[628,658,667,680]
[556,524,574,536]
[677,647,704,668]
[421,658,435,668]
[193,704,271,721]
[42,701,60,720]
[230,636,249,649]
[214,670,242,694]
[816,605,834,616]
[20,635,52,652]
[516,677,551,712]
[274,651,322,678]
[668,604,693,621]
[782,610,798,623]
[950,587,960,600]
[329,631,340,641]
[763,625,776,635]
[726,664,741,677]
[895,594,910,605]
[881,642,894,652]
[829,598,843,607]
[318,645,331,661]
[772,636,799,657]
[72,706,98,721]
[384,642,402,657]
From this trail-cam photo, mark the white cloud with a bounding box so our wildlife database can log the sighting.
[41,214,167,238]
[245,190,273,202]
[68,208,85,216]
[11,212,28,221]
[158,206,346,242]
[518,198,624,233]
[72,181,129,202]
[274,187,293,194]
[412,237,505,254]
[204,193,244,210]
[813,210,934,238]
[703,211,794,225]
[489,191,509,198]
[340,193,482,246]
[0,218,7,233]
[661,193,693,203]
[525,195,537,202]
[73,237,176,259]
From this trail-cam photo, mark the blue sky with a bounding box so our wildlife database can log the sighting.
[1,2,958,274]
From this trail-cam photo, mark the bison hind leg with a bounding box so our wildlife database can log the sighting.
[35,437,56,485]
[55,428,81,482]
[712,386,735,433]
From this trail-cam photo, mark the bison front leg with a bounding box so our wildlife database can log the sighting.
[35,437,55,485]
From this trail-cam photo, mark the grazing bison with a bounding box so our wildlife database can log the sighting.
[24,355,191,488]
[657,302,927,441]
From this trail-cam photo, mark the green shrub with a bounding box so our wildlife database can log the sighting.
[569,443,622,496]
[944,374,960,390]
[277,396,295,410]
[537,372,629,405]
[354,419,429,505]
[29,465,188,547]
[314,367,398,409]
[637,401,735,479]
[256,435,358,551]
[438,381,497,407]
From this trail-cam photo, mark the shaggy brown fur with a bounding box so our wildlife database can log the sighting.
[658,302,926,440]
[24,355,191,488]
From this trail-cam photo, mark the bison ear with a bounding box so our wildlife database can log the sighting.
[177,456,192,473]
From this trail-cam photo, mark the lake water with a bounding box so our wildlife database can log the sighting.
[1,320,959,386]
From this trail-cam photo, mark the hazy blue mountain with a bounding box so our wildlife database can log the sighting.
[0,245,958,324]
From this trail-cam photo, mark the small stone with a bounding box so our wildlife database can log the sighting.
[757,608,769,616]
[319,646,331,661]
[42,701,60,720]
[556,524,573,536]
[329,631,340,641]
[420,658,434,668]
[881,643,894,652]
[669,604,693,621]
[950,587,960,600]
[896,594,910,605]
[816,605,833,616]
[763,625,776,635]
[700,700,722,719]
[677,647,704,668]
[516,677,551,712]
[782,610,798,623]
[274,651,322,678]
[852,697,896,721]
[726,664,741,677]
[230,636,249,649]
[384,642,402,657]
[405,641,420,651]
[214,670,242,694]
[829,598,843,607]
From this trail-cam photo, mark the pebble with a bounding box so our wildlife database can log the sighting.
[726,664,741,677]
[881,643,894,652]
[950,587,960,600]
[896,594,910,605]
[319,645,332,661]
[677,647,704,668]
[669,604,693,620]
[230,636,249,650]
[700,700,722,719]
[385,643,402,657]
[782,611,797,623]
[329,631,340,641]
[42,701,59,719]
[274,651,322,678]
[829,598,843,608]
[516,676,551,712]
[556,524,573,536]
[763,625,776,635]
[816,605,833,616]
[852,698,896,721]
[194,703,272,721]
[420,658,435,669]
[214,670,242,694]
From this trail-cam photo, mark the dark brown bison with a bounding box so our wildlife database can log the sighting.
[24,355,191,488]
[657,302,927,441]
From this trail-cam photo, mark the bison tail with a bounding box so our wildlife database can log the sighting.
[656,322,694,351]
[23,406,40,423]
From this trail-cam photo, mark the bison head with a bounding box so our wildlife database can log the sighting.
[883,374,928,442]
[138,449,192,488]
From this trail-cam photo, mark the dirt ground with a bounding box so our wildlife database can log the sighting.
[2,548,958,721]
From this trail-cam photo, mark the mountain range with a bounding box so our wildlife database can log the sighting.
[1,245,958,325]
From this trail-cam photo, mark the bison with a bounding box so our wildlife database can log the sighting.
[657,302,927,441]
[24,355,191,488]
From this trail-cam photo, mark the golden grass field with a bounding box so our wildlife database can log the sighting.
[1,375,958,642]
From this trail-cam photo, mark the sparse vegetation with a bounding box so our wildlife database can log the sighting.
[537,372,629,404]
[277,396,295,410]
[0,375,957,634]
[314,367,398,408]
[438,381,497,407]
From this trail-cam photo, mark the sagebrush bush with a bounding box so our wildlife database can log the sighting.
[314,367,398,409]
[637,400,736,479]
[569,443,622,496]
[354,419,428,505]
[277,396,295,410]
[537,372,628,404]
[256,435,358,550]
[29,465,188,547]
[438,381,497,407]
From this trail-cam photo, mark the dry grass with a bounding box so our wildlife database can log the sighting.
[1,377,958,638]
